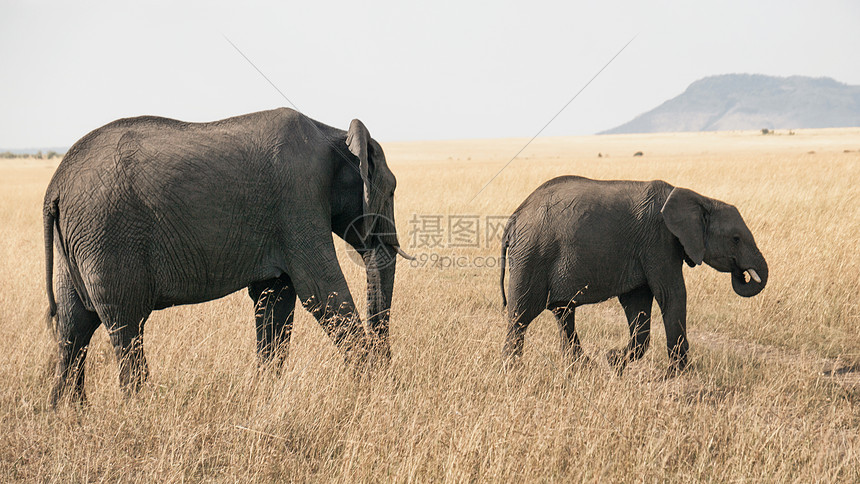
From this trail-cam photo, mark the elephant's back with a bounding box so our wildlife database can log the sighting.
[45,111,302,285]
[524,175,657,203]
[49,107,314,181]
[515,176,672,223]
[506,176,670,303]
[46,110,312,207]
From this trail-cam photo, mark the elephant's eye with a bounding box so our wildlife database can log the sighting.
[732,235,741,244]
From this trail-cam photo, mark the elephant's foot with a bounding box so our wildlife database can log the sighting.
[256,346,289,373]
[500,353,524,373]
[355,345,391,376]
[664,359,690,379]
[606,348,630,376]
[342,337,384,377]
[118,355,150,395]
[48,382,87,408]
[368,336,392,366]
[49,354,89,408]
[563,350,593,372]
[255,358,286,377]
[369,349,392,371]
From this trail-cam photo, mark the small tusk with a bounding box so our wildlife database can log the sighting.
[394,246,416,261]
[746,269,761,284]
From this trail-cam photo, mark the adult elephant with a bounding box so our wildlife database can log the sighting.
[500,176,768,375]
[44,108,411,405]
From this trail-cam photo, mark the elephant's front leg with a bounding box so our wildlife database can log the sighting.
[303,288,368,366]
[248,274,296,368]
[654,283,689,377]
[289,240,370,367]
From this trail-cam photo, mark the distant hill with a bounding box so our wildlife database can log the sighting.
[601,74,860,134]
[0,147,67,156]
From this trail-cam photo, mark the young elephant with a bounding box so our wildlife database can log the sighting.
[500,176,768,375]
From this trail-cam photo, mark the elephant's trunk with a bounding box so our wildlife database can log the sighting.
[731,254,768,298]
[374,201,400,248]
[363,244,396,359]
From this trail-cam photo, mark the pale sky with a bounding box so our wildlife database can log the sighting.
[1,0,858,149]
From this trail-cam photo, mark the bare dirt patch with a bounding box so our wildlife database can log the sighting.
[691,330,860,388]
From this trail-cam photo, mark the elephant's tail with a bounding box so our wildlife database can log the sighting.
[44,199,58,337]
[500,227,509,308]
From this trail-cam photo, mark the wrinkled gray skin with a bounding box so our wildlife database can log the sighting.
[500,176,768,375]
[44,108,404,406]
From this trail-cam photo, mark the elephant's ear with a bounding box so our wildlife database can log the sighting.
[346,119,372,216]
[661,187,707,266]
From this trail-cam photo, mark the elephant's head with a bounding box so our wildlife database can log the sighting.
[331,119,411,356]
[661,187,768,297]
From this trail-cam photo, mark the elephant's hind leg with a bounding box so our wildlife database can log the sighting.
[608,285,653,374]
[105,318,150,394]
[502,301,542,365]
[94,293,152,394]
[502,271,546,365]
[551,304,584,364]
[50,268,101,407]
[249,274,297,368]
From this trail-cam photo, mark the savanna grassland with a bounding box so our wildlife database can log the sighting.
[1,129,858,482]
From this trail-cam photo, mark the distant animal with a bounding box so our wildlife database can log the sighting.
[633,151,643,157]
[499,176,768,375]
[43,108,411,406]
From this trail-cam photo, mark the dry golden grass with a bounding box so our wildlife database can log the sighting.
[1,129,858,481]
